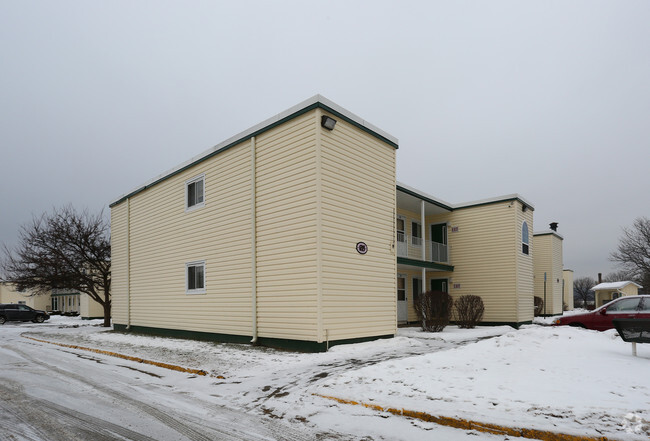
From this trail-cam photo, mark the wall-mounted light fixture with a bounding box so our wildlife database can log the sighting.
[321,115,337,130]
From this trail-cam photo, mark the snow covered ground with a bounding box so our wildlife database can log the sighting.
[8,315,650,440]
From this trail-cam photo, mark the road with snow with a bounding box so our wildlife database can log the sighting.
[1,316,647,441]
[0,325,311,441]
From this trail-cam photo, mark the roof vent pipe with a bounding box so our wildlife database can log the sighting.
[598,273,602,284]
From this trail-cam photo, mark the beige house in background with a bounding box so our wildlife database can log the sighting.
[592,281,642,307]
[533,229,565,315]
[110,95,562,350]
[0,282,50,311]
[563,269,574,310]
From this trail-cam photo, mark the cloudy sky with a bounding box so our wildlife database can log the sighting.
[1,1,648,280]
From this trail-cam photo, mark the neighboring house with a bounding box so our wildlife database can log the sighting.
[533,228,565,316]
[591,281,642,307]
[563,269,574,311]
[396,184,534,327]
[110,95,562,350]
[0,282,51,310]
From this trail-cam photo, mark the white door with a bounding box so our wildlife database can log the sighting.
[397,276,408,322]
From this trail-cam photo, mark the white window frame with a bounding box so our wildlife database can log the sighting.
[522,221,529,255]
[185,174,205,212]
[186,260,206,294]
[396,216,406,243]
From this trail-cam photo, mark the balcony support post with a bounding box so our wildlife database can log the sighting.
[420,200,426,262]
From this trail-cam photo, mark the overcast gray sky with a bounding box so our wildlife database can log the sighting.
[1,1,649,281]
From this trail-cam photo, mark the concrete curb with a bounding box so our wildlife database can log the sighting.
[314,394,615,441]
[23,335,222,378]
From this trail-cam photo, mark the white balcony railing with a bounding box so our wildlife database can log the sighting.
[396,234,449,263]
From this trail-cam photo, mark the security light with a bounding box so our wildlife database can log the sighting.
[321,115,337,130]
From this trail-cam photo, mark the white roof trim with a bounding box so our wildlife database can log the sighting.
[533,230,564,240]
[110,95,398,206]
[454,194,534,210]
[591,281,643,290]
[396,181,454,209]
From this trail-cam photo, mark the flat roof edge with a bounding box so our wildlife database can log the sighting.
[453,194,535,211]
[110,95,398,207]
[396,182,454,211]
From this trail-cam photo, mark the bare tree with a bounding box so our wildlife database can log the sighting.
[1,206,111,326]
[573,277,595,308]
[610,217,650,290]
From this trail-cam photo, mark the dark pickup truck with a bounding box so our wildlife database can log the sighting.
[0,304,50,324]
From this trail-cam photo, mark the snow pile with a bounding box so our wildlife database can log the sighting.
[317,326,650,439]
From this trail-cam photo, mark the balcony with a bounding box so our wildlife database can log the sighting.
[396,233,449,263]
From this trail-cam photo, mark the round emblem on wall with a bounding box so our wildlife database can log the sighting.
[356,242,368,254]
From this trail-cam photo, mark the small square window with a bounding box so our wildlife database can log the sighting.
[186,261,206,294]
[186,175,205,211]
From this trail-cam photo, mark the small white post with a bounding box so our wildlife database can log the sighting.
[632,342,637,357]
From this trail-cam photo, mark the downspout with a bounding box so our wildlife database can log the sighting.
[126,197,131,330]
[250,136,258,344]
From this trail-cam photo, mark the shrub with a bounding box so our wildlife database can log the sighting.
[534,296,544,316]
[414,290,453,332]
[454,295,484,329]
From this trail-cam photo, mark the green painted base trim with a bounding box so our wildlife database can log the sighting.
[113,324,393,353]
[397,257,454,272]
[81,316,105,320]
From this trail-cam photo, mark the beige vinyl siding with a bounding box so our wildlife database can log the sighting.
[121,140,253,335]
[110,202,129,324]
[0,283,51,310]
[563,270,574,310]
[320,110,397,341]
[533,233,563,315]
[515,202,534,322]
[433,201,519,323]
[255,111,319,341]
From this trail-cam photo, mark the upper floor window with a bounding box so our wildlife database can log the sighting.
[522,221,529,255]
[186,174,205,211]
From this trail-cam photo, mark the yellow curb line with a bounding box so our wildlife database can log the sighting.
[23,335,222,378]
[314,394,616,441]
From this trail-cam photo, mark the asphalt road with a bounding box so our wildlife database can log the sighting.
[0,324,311,441]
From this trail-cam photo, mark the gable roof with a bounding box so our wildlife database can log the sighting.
[591,281,643,290]
[110,95,398,207]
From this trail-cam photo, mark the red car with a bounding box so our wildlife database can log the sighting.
[553,295,650,331]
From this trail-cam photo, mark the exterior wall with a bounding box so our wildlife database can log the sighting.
[0,283,51,310]
[110,101,398,349]
[80,294,105,319]
[563,270,574,310]
[319,109,397,341]
[254,111,318,341]
[111,202,129,324]
[427,200,533,325]
[112,138,254,336]
[533,233,564,315]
